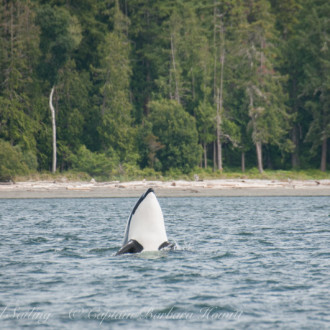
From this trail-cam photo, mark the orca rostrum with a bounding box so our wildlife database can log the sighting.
[116,188,173,255]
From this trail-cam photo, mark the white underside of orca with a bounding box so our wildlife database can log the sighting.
[116,188,170,255]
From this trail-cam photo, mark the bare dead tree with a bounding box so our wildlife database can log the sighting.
[49,87,56,173]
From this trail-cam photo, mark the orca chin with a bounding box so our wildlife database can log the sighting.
[116,188,174,255]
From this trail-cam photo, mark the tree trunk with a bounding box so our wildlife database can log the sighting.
[291,77,299,168]
[203,142,207,168]
[213,141,216,172]
[216,129,222,171]
[170,34,180,104]
[255,40,265,174]
[213,12,225,172]
[213,4,220,170]
[320,137,327,172]
[49,87,56,173]
[213,1,217,102]
[216,89,222,171]
[144,62,151,116]
[217,17,225,172]
[241,151,245,173]
[291,125,299,168]
[256,142,263,173]
[248,88,262,173]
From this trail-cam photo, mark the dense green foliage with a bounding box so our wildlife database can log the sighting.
[148,99,201,173]
[0,0,329,180]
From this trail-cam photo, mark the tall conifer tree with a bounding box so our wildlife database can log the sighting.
[96,0,135,162]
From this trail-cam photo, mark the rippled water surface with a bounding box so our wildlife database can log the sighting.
[1,196,330,329]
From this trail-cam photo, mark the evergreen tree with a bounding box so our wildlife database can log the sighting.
[126,0,173,121]
[0,0,40,164]
[36,4,82,84]
[298,0,330,171]
[95,0,136,162]
[36,3,83,172]
[238,0,292,173]
[270,0,302,168]
[54,59,91,170]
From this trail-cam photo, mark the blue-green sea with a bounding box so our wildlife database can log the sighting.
[0,196,329,329]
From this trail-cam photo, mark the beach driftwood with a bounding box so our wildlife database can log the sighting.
[0,179,329,198]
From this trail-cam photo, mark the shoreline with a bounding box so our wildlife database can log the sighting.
[1,179,330,198]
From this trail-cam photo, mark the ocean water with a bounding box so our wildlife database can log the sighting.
[0,196,329,329]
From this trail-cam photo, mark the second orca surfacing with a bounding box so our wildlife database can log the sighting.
[116,188,174,255]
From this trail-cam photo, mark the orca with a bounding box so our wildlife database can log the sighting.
[116,188,173,255]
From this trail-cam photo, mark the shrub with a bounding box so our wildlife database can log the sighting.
[148,99,202,173]
[70,145,119,178]
[0,140,29,181]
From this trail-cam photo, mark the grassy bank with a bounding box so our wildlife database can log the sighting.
[13,168,330,183]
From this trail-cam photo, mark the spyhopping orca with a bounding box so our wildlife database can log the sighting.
[116,188,173,255]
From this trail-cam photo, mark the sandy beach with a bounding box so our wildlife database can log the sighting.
[1,179,330,198]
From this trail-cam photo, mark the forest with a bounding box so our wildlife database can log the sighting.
[0,0,329,180]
